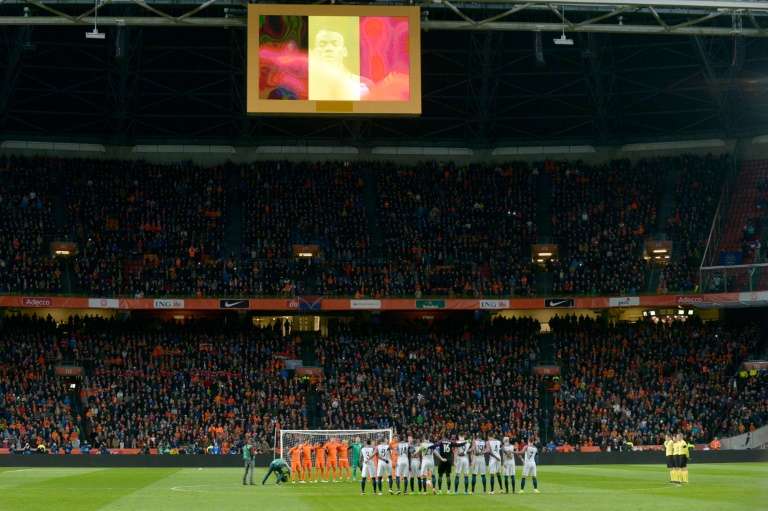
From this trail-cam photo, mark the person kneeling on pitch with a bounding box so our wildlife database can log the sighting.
[262,458,291,485]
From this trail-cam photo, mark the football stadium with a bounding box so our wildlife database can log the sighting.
[0,1,767,510]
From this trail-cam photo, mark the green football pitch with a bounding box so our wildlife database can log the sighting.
[0,463,765,511]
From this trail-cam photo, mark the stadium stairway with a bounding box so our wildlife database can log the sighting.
[646,162,681,293]
[538,333,556,443]
[535,170,554,240]
[223,164,244,259]
[361,167,385,259]
[299,334,323,428]
[52,173,75,293]
[535,170,554,294]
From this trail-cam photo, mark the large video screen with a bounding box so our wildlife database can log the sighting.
[247,4,421,115]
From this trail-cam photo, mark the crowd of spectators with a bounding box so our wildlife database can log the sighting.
[0,156,64,293]
[0,315,81,453]
[0,315,306,454]
[659,154,728,293]
[721,366,768,437]
[76,317,305,452]
[377,162,537,297]
[551,315,760,449]
[549,159,660,295]
[740,175,767,262]
[242,161,370,262]
[2,313,765,455]
[0,153,750,297]
[315,317,541,441]
[65,160,229,297]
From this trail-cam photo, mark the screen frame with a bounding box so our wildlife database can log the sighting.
[246,4,421,116]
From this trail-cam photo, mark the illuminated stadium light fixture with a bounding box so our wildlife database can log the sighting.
[257,146,358,155]
[678,310,685,316]
[133,145,236,154]
[649,310,656,316]
[553,33,574,45]
[532,244,558,266]
[372,146,473,156]
[1,141,106,152]
[645,240,672,264]
[51,241,77,258]
[688,310,694,315]
[293,244,319,259]
[492,145,596,156]
[621,139,726,152]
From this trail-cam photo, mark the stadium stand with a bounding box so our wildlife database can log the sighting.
[377,162,538,297]
[65,160,228,297]
[0,154,741,298]
[0,315,80,453]
[315,317,541,439]
[77,317,305,453]
[549,159,659,295]
[551,315,760,449]
[0,156,64,294]
[2,312,764,455]
[723,366,768,437]
[659,155,729,292]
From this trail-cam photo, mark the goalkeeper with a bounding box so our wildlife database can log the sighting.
[262,458,291,485]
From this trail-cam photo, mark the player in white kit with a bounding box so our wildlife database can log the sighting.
[519,437,539,494]
[375,439,394,495]
[501,436,517,493]
[471,434,487,494]
[453,435,470,494]
[395,436,411,494]
[408,437,420,493]
[418,439,436,494]
[487,434,503,494]
[360,439,376,495]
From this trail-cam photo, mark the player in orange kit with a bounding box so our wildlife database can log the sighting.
[288,444,302,483]
[338,440,351,480]
[314,442,327,482]
[301,442,313,483]
[325,438,339,482]
[390,437,399,468]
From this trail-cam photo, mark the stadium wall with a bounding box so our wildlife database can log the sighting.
[1,451,765,468]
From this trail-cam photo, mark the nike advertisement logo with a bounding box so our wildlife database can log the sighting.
[219,299,249,309]
[545,298,574,308]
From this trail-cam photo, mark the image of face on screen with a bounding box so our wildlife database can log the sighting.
[309,16,366,101]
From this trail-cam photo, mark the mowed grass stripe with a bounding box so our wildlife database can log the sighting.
[98,468,231,511]
[0,468,180,511]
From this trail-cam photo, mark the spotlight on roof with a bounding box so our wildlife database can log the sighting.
[553,33,574,46]
[86,27,105,40]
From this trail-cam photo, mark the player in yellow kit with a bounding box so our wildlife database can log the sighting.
[680,435,694,484]
[664,434,675,483]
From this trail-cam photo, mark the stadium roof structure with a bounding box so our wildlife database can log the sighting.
[0,0,767,145]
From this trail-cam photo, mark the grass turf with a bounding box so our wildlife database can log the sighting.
[0,463,765,511]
